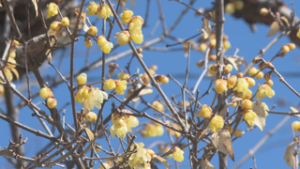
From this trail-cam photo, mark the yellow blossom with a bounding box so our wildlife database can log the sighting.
[209,115,224,133]
[243,109,257,126]
[100,41,113,54]
[256,84,275,101]
[86,1,99,16]
[75,86,89,103]
[233,78,249,94]
[47,3,58,18]
[118,72,130,80]
[103,79,116,90]
[128,143,151,169]
[120,9,134,25]
[97,4,113,20]
[39,87,53,99]
[197,104,212,119]
[152,101,164,112]
[173,147,184,162]
[125,114,139,132]
[115,80,127,95]
[215,79,228,94]
[110,123,128,138]
[115,31,130,46]
[82,87,108,111]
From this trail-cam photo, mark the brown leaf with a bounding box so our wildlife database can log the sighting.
[153,155,170,169]
[74,8,89,31]
[84,128,94,141]
[199,158,216,169]
[253,102,267,131]
[212,129,234,161]
[227,56,246,72]
[31,0,38,17]
[284,141,297,168]
[10,68,19,80]
[201,18,211,40]
[267,21,280,37]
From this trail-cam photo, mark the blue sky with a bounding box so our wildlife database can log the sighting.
[1,0,300,168]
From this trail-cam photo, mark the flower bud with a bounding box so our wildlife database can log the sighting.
[84,37,93,48]
[61,17,70,27]
[47,97,57,108]
[40,87,53,99]
[76,73,87,85]
[87,26,98,36]
[86,111,97,122]
[260,8,269,16]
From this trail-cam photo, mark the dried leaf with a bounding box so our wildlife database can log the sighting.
[267,21,280,37]
[212,129,234,161]
[227,56,246,72]
[253,102,266,131]
[153,155,170,169]
[84,128,94,141]
[284,141,297,168]
[74,8,89,31]
[199,158,216,169]
[198,128,210,140]
[10,68,19,80]
[31,0,38,17]
[280,16,290,27]
[201,18,211,40]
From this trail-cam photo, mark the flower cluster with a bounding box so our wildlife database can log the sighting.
[103,79,127,95]
[141,122,164,137]
[110,112,139,138]
[40,87,57,109]
[75,73,107,111]
[120,9,144,44]
[86,1,113,20]
[97,35,114,54]
[173,147,184,162]
[128,142,152,169]
[209,115,224,133]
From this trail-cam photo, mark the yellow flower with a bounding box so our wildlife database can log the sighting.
[118,72,130,80]
[130,29,143,44]
[47,3,58,18]
[209,115,224,133]
[84,37,93,48]
[292,121,300,131]
[233,78,249,94]
[100,41,113,54]
[61,17,70,27]
[120,9,134,25]
[82,87,108,111]
[103,79,116,90]
[152,101,164,112]
[87,26,98,36]
[115,80,127,95]
[110,123,128,138]
[40,87,53,99]
[47,97,57,108]
[125,114,139,131]
[97,4,113,20]
[128,142,151,169]
[243,109,257,126]
[50,21,61,31]
[173,147,184,162]
[76,73,87,85]
[86,1,99,16]
[197,104,212,119]
[128,16,144,31]
[75,86,89,103]
[97,35,106,46]
[215,79,228,94]
[115,31,130,46]
[85,111,97,122]
[256,84,275,101]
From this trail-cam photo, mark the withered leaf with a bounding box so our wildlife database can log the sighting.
[290,107,300,117]
[253,102,266,131]
[212,129,234,161]
[267,21,280,37]
[199,158,216,169]
[84,128,95,141]
[153,155,170,169]
[31,0,38,17]
[284,141,297,168]
[201,18,211,40]
[227,56,247,72]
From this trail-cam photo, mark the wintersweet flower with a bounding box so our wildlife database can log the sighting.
[82,87,108,111]
[120,9,133,25]
[151,101,164,112]
[130,29,144,44]
[75,86,89,103]
[97,4,113,20]
[233,78,249,94]
[40,87,53,99]
[103,79,116,90]
[76,73,87,85]
[115,31,130,46]
[243,109,257,126]
[115,80,127,95]
[215,79,228,94]
[173,147,184,162]
[110,123,128,138]
[128,143,151,169]
[86,1,99,16]
[256,84,275,101]
[197,104,212,119]
[47,3,58,18]
[85,111,97,122]
[209,115,224,133]
[124,114,139,131]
